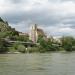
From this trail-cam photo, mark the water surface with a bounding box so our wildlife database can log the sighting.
[0,52,75,75]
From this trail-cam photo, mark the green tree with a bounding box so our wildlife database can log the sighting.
[17,44,26,53]
[60,36,75,51]
[0,39,8,53]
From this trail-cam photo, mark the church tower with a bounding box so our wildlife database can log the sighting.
[29,24,38,43]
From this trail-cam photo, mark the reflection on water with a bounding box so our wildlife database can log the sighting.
[0,52,75,75]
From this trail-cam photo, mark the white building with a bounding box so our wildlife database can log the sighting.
[29,24,46,43]
[29,24,38,43]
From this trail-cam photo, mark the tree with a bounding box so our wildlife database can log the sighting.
[60,36,75,51]
[38,36,56,52]
[0,39,8,53]
[17,44,26,53]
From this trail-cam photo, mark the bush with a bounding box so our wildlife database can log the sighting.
[27,47,39,53]
[8,42,26,53]
[8,47,17,52]
[58,47,65,51]
[17,44,26,53]
[0,39,8,53]
[38,46,46,53]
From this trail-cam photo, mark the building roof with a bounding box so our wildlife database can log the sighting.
[37,28,46,37]
[19,32,29,36]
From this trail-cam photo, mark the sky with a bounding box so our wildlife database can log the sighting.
[0,0,75,37]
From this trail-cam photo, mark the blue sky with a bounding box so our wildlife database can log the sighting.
[0,0,75,37]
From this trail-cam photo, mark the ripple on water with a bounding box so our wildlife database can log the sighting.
[0,53,75,75]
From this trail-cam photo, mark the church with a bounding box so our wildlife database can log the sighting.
[29,24,46,43]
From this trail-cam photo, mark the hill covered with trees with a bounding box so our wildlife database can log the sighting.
[0,17,19,38]
[0,17,19,53]
[0,17,29,53]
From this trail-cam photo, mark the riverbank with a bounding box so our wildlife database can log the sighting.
[0,50,74,54]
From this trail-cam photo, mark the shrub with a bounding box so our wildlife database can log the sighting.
[17,44,26,53]
[58,47,65,51]
[0,39,8,53]
[8,47,17,52]
[38,46,46,53]
[27,47,39,53]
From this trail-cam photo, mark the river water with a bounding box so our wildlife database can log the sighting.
[0,52,75,75]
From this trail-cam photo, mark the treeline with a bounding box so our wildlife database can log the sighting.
[37,36,75,52]
[1,35,75,53]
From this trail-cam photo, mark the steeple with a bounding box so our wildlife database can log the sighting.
[32,24,37,30]
[29,24,38,43]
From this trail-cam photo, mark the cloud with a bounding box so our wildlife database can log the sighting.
[61,0,75,2]
[9,0,25,4]
[0,0,75,37]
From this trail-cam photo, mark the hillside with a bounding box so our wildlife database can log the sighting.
[0,17,13,32]
[0,17,19,38]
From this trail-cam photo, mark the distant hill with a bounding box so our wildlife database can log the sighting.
[0,17,19,37]
[0,17,12,32]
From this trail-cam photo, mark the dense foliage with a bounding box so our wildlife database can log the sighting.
[0,17,19,53]
[60,36,75,51]
[0,39,8,53]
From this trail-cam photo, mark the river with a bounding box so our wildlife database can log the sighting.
[0,52,75,75]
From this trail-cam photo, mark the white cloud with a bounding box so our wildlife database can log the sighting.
[0,0,75,37]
